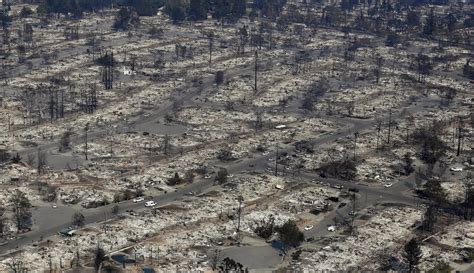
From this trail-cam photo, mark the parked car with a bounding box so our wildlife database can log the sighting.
[58,227,76,237]
[133,196,145,203]
[327,226,336,232]
[304,225,314,231]
[145,201,156,207]
[384,183,393,188]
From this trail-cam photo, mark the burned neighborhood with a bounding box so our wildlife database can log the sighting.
[0,0,473,272]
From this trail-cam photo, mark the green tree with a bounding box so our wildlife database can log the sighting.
[189,0,208,20]
[94,247,106,270]
[10,190,32,232]
[403,153,414,175]
[0,149,11,163]
[385,32,401,47]
[275,220,304,249]
[422,205,438,232]
[445,13,457,33]
[230,0,247,19]
[219,257,245,272]
[0,10,11,30]
[423,179,447,205]
[403,238,422,273]
[165,0,186,23]
[253,215,275,239]
[412,126,445,164]
[72,212,85,227]
[318,158,357,180]
[406,11,420,28]
[422,9,436,36]
[167,172,183,186]
[19,6,34,17]
[215,168,228,184]
[113,7,140,30]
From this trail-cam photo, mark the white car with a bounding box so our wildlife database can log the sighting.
[304,225,314,231]
[133,197,145,203]
[384,183,393,188]
[52,204,57,209]
[450,166,463,172]
[327,226,336,232]
[144,201,156,207]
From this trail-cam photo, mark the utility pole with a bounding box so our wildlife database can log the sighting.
[350,193,356,235]
[60,89,64,118]
[84,123,89,160]
[236,195,244,242]
[275,143,279,177]
[386,109,392,144]
[376,120,381,151]
[353,131,359,161]
[457,116,463,156]
[103,211,107,234]
[254,50,258,93]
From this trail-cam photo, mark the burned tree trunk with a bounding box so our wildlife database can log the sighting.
[100,51,114,90]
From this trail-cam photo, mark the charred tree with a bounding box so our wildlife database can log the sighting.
[100,51,114,90]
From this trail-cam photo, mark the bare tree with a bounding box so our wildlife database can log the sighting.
[6,255,28,273]
[373,55,383,83]
[254,50,258,92]
[205,31,214,65]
